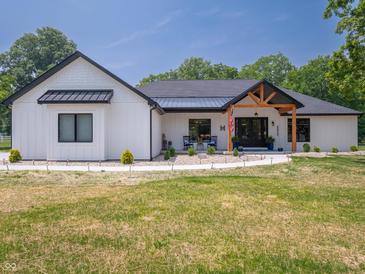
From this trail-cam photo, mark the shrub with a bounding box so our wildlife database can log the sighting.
[187,146,196,156]
[303,143,310,152]
[331,147,338,153]
[233,148,239,157]
[350,145,358,152]
[169,147,176,157]
[120,149,134,164]
[207,146,216,155]
[238,146,244,152]
[313,146,320,153]
[9,149,22,163]
[164,150,170,160]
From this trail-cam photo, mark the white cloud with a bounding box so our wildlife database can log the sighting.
[106,9,182,48]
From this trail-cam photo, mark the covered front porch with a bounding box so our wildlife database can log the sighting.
[160,81,303,153]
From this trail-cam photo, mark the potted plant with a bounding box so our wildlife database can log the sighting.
[231,136,240,149]
[265,136,275,151]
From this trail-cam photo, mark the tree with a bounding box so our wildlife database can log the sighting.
[238,53,295,86]
[138,57,238,86]
[285,56,332,100]
[324,0,365,141]
[0,27,77,89]
[0,73,14,134]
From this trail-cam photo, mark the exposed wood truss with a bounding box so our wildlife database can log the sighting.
[227,83,297,152]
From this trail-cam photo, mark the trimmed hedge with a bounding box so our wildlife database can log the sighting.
[9,149,22,163]
[303,143,310,153]
[121,149,134,165]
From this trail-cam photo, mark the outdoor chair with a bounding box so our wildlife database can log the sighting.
[183,136,193,150]
[208,136,217,149]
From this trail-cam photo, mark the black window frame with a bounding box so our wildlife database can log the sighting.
[288,118,310,142]
[188,119,211,142]
[58,113,93,143]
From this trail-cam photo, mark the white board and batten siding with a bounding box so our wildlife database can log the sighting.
[12,57,156,160]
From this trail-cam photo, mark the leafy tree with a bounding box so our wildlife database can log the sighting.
[138,57,238,86]
[0,73,14,134]
[238,53,295,86]
[324,0,365,141]
[0,27,77,89]
[285,56,332,100]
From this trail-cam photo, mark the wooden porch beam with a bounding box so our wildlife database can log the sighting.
[264,91,277,103]
[291,106,297,152]
[259,83,264,102]
[278,107,293,114]
[234,103,296,108]
[227,105,232,151]
[248,91,261,105]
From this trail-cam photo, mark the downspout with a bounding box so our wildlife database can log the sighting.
[150,105,157,161]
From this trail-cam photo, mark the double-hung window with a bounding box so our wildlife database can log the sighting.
[58,114,93,142]
[288,118,310,142]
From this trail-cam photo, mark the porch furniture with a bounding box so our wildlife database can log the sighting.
[208,136,217,149]
[183,136,193,150]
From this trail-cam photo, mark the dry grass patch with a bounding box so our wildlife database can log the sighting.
[0,156,364,273]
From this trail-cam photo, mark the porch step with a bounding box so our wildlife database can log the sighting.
[242,147,268,151]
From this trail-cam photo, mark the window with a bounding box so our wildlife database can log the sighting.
[189,119,211,141]
[58,114,93,142]
[288,118,310,142]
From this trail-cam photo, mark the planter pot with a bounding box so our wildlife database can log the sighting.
[233,142,239,149]
[267,143,274,151]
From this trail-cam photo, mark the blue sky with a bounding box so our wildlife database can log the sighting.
[1,0,342,85]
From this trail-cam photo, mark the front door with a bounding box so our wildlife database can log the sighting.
[235,118,268,147]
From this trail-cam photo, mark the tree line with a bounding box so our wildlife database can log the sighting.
[0,0,364,140]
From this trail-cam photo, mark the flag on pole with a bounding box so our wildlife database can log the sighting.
[229,107,234,133]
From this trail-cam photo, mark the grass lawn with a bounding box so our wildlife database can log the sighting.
[0,156,364,273]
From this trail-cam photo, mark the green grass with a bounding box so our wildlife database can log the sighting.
[0,156,364,273]
[0,137,11,151]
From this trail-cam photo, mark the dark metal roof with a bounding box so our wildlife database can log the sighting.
[140,80,362,115]
[152,97,233,109]
[281,89,362,116]
[139,79,260,97]
[38,89,113,104]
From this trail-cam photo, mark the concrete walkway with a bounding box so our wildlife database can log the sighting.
[0,154,290,173]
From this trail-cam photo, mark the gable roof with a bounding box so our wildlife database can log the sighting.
[2,51,160,109]
[140,80,362,115]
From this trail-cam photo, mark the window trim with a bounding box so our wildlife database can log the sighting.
[58,113,93,143]
[288,118,310,142]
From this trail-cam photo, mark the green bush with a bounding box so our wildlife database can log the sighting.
[207,146,216,155]
[164,150,170,160]
[233,148,239,157]
[187,147,196,156]
[303,143,310,153]
[120,149,134,164]
[350,145,358,152]
[9,149,22,163]
[169,147,176,157]
[331,147,338,153]
[313,146,320,153]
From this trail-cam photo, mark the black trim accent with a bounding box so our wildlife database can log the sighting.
[58,113,93,143]
[163,107,224,113]
[221,79,304,110]
[2,51,161,110]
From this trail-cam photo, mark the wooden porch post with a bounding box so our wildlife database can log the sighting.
[227,105,232,151]
[291,106,297,152]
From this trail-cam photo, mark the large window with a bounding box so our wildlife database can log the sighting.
[189,119,211,141]
[58,114,93,143]
[288,118,310,142]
